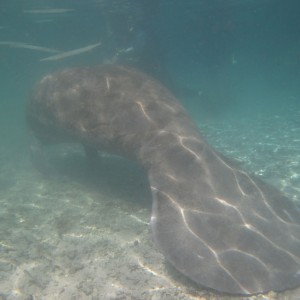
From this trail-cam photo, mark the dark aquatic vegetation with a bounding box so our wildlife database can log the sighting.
[27,65,300,295]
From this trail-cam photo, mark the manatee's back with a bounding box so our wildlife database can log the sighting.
[27,65,195,157]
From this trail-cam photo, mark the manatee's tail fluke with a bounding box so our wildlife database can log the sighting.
[147,138,300,295]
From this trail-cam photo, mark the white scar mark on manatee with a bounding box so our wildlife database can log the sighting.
[136,101,152,122]
[105,77,110,91]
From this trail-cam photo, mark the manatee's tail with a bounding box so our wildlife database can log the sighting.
[146,135,300,295]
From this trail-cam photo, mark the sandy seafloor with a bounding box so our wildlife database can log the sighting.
[0,104,300,300]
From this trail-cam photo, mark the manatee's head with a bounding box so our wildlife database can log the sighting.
[27,72,78,145]
[27,64,193,151]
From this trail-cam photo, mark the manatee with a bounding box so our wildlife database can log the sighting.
[26,64,300,295]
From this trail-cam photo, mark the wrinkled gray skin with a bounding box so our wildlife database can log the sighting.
[27,65,300,295]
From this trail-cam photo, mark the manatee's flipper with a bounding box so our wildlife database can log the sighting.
[29,137,56,177]
[148,138,300,295]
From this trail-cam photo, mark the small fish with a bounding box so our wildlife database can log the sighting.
[34,19,54,24]
[40,42,102,61]
[0,41,60,53]
[23,9,74,14]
